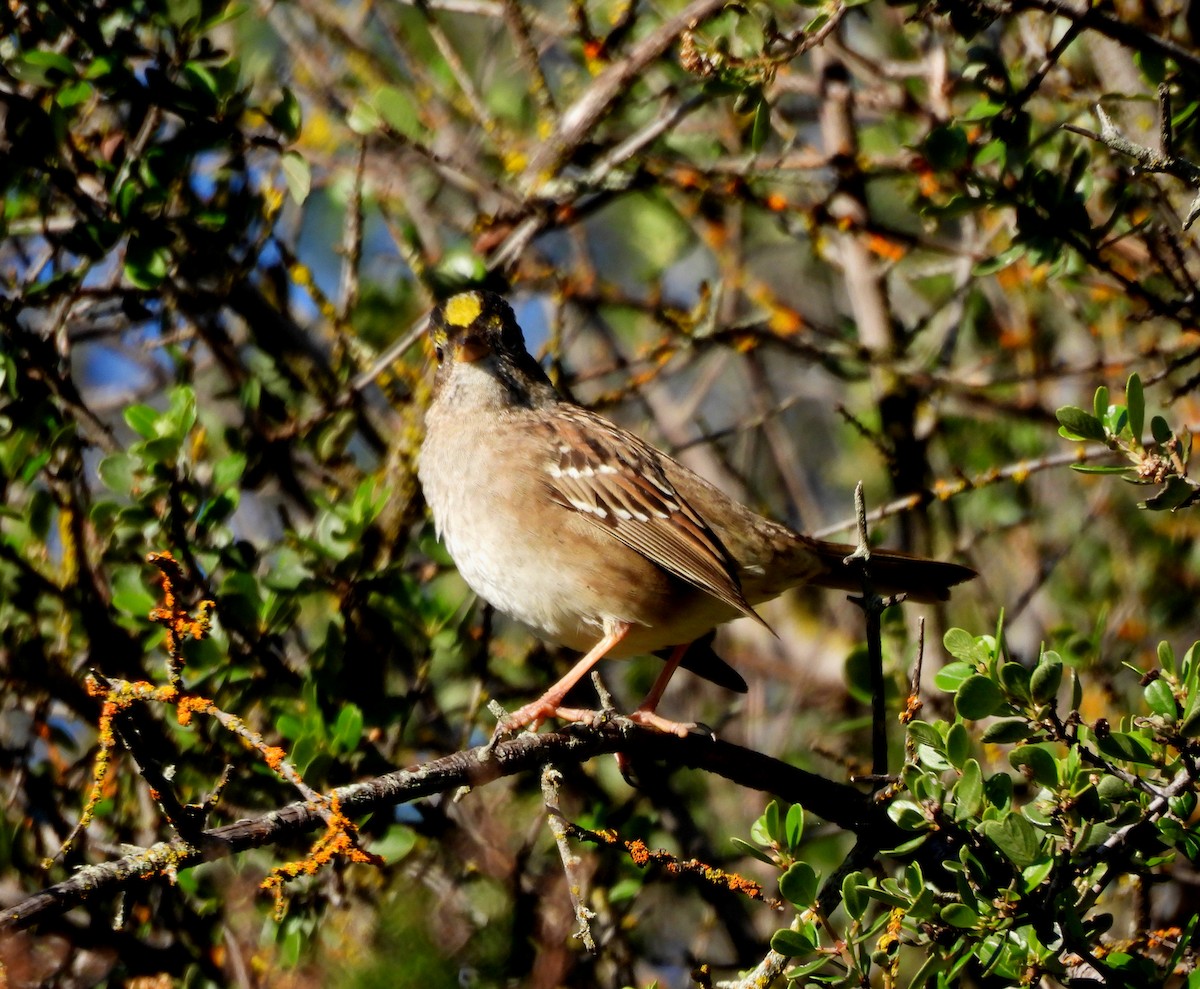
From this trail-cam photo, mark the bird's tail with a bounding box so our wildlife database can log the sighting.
[803,537,976,603]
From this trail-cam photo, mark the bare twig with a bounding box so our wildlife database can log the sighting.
[541,765,597,951]
[811,444,1116,539]
[520,0,728,191]
[1065,103,1200,228]
[337,139,367,325]
[843,482,892,783]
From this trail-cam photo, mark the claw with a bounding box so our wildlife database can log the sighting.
[626,708,695,738]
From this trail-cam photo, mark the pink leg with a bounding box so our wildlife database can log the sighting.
[501,623,630,732]
[627,643,695,738]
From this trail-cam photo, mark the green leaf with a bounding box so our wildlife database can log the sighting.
[998,661,1031,702]
[909,950,950,989]
[1126,373,1144,441]
[954,759,983,821]
[275,713,305,740]
[883,834,929,856]
[375,85,425,140]
[212,452,247,492]
[1030,652,1063,704]
[347,99,382,135]
[887,800,928,831]
[137,435,182,465]
[123,403,160,440]
[1095,729,1157,765]
[907,720,945,751]
[281,150,311,205]
[332,704,364,751]
[1010,744,1058,787]
[975,244,1025,276]
[1103,404,1128,437]
[28,489,54,540]
[1023,858,1054,891]
[779,862,818,907]
[908,884,936,921]
[841,872,865,919]
[1135,48,1166,86]
[1093,385,1109,422]
[55,79,94,108]
[271,87,303,141]
[784,803,804,851]
[1170,792,1197,820]
[905,862,924,895]
[923,124,969,170]
[1056,406,1107,442]
[934,661,974,692]
[769,923,818,956]
[168,0,202,27]
[944,628,985,664]
[182,61,220,108]
[165,386,197,438]
[780,956,828,979]
[985,772,1014,813]
[1145,677,1177,719]
[763,799,780,845]
[372,824,417,864]
[1151,415,1173,444]
[1142,476,1198,512]
[124,240,171,289]
[1070,464,1132,474]
[1159,640,1177,676]
[979,812,1042,868]
[861,883,910,908]
[11,50,76,86]
[956,675,1005,720]
[111,566,157,618]
[750,97,770,152]
[940,902,979,928]
[729,837,776,866]
[98,452,137,495]
[981,718,1034,744]
[1180,707,1200,739]
[946,722,970,768]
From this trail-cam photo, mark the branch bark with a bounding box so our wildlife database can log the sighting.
[1,720,893,936]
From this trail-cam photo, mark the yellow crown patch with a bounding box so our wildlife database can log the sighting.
[443,292,484,328]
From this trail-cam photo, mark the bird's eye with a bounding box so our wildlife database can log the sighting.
[435,344,445,365]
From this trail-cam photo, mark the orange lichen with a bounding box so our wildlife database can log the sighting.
[147,551,213,672]
[866,233,906,262]
[260,795,384,918]
[768,306,804,336]
[764,192,789,213]
[899,692,923,724]
[563,820,775,903]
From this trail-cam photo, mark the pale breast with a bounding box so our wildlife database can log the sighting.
[419,400,735,656]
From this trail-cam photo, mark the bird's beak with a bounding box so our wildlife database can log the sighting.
[454,334,491,362]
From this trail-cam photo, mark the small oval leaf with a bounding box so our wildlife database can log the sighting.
[779,861,819,907]
[1056,406,1107,442]
[956,675,1005,720]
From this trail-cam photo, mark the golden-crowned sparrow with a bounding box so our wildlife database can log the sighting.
[418,291,974,735]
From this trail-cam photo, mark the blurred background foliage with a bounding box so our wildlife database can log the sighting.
[2,0,1200,985]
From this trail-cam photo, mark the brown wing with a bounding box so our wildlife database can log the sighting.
[536,405,767,628]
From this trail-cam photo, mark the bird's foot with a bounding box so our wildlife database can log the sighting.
[625,708,697,739]
[615,713,715,784]
[488,698,601,748]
